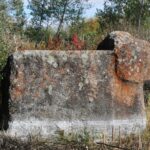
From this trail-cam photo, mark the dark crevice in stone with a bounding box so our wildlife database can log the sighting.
[0,56,12,130]
[144,80,150,106]
[97,35,115,50]
[144,80,150,91]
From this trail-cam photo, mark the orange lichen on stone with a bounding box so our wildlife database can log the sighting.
[98,31,150,83]
[108,56,136,107]
[11,68,25,101]
[58,68,66,75]
[11,86,24,101]
[115,44,146,83]
[112,72,137,107]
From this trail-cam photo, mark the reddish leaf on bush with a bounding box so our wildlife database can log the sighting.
[71,33,85,50]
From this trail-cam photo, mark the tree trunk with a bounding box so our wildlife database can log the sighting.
[55,0,68,38]
[138,0,144,32]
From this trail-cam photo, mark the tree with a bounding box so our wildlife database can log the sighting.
[28,0,88,37]
[28,0,49,28]
[9,0,26,35]
[96,0,150,32]
[124,0,150,31]
[51,0,87,37]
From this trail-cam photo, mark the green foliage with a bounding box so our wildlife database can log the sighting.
[144,91,150,106]
[124,0,150,26]
[68,18,101,49]
[56,128,94,147]
[96,0,150,37]
[9,0,26,35]
[52,0,87,36]
[96,1,123,32]
[0,48,8,80]
[28,0,88,37]
[28,0,49,28]
[25,26,55,47]
[0,1,10,80]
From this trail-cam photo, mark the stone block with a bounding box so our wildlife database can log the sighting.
[1,31,149,138]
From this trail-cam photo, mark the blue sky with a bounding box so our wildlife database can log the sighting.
[23,0,105,18]
[84,0,104,18]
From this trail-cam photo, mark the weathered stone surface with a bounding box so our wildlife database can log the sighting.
[97,31,150,83]
[1,31,149,138]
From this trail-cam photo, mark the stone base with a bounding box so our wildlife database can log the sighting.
[7,117,146,139]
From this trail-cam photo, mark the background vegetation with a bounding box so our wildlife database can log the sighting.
[0,0,149,55]
[0,0,149,71]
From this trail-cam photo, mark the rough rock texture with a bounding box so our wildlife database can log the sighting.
[97,31,150,83]
[1,31,149,138]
